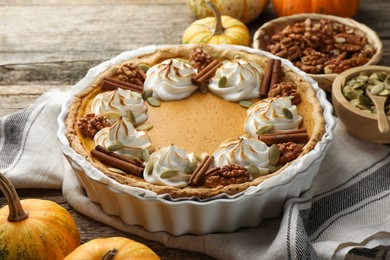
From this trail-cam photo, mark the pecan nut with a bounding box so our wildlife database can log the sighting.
[189,47,213,71]
[204,164,250,188]
[277,142,303,165]
[116,62,146,86]
[77,113,111,137]
[265,18,375,74]
[268,81,302,105]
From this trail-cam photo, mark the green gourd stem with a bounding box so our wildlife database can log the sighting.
[206,1,224,35]
[102,249,118,260]
[0,172,29,222]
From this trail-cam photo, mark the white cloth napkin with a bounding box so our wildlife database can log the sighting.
[1,90,390,260]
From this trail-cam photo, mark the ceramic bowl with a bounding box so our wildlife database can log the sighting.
[57,45,335,235]
[253,13,383,92]
[332,65,390,143]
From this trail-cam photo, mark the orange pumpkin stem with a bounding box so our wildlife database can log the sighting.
[206,1,224,36]
[102,248,118,260]
[0,172,29,222]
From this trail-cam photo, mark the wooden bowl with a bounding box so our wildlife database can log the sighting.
[332,65,390,143]
[253,13,383,92]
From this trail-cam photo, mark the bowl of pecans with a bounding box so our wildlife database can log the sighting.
[332,65,390,143]
[253,13,383,92]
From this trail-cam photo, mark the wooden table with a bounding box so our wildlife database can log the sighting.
[1,1,389,259]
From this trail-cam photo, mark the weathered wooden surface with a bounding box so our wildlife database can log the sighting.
[1,0,389,258]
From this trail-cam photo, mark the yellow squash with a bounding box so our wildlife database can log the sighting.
[182,2,251,46]
[64,237,160,260]
[0,172,80,259]
[186,0,270,24]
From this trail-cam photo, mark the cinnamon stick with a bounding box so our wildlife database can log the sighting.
[95,145,144,167]
[192,60,222,86]
[91,148,144,177]
[271,128,307,134]
[101,77,144,93]
[188,155,214,186]
[258,130,309,145]
[269,59,282,89]
[259,59,275,98]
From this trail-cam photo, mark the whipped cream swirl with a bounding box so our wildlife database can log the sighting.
[94,117,154,158]
[208,59,263,102]
[143,59,198,101]
[213,136,270,175]
[245,97,303,137]
[91,88,147,125]
[144,145,196,188]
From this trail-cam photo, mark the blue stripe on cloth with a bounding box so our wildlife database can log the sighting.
[287,151,390,259]
[0,104,46,169]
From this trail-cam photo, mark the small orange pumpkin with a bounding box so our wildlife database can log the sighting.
[0,172,80,259]
[273,0,361,18]
[64,237,160,260]
[182,2,251,46]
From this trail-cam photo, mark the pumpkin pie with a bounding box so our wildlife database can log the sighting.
[65,44,325,199]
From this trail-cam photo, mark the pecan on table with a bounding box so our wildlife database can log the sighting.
[204,164,250,188]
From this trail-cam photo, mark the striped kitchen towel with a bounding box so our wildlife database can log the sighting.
[1,90,390,260]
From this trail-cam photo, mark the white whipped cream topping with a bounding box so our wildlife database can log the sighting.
[143,145,196,188]
[208,59,263,102]
[213,136,270,175]
[245,97,303,137]
[94,117,153,158]
[91,88,147,125]
[143,59,198,101]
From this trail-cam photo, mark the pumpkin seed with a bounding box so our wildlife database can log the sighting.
[358,94,371,107]
[346,78,357,87]
[102,111,121,119]
[248,164,260,179]
[357,74,368,83]
[184,161,198,175]
[379,89,390,96]
[127,110,136,124]
[282,107,293,119]
[160,169,180,179]
[199,85,208,94]
[141,148,150,162]
[256,124,274,134]
[136,124,153,131]
[108,167,126,174]
[218,76,228,88]
[344,90,360,100]
[239,100,253,108]
[370,84,385,95]
[352,82,365,90]
[269,164,282,173]
[269,144,281,166]
[147,162,154,176]
[349,99,359,107]
[147,97,161,107]
[138,63,150,72]
[106,142,124,152]
[142,89,153,100]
